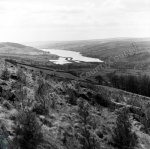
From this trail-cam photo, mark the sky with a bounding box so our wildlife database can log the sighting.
[0,0,150,42]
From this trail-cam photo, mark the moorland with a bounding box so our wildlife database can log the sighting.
[1,39,150,149]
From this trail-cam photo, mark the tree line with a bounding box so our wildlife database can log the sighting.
[108,73,150,97]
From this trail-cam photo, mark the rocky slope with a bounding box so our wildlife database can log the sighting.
[1,58,150,149]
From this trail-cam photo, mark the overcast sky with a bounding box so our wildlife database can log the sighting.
[0,0,150,42]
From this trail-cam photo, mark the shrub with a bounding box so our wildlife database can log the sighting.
[126,98,142,109]
[9,109,18,121]
[34,80,54,115]
[1,89,16,103]
[32,102,50,115]
[95,75,103,85]
[32,72,37,81]
[94,94,111,107]
[13,110,43,149]
[87,83,97,91]
[57,126,81,149]
[66,89,77,105]
[16,69,26,85]
[0,132,9,149]
[2,100,12,110]
[112,108,138,149]
[1,68,10,80]
[35,79,51,100]
[141,108,150,134]
[13,85,29,110]
[76,99,100,149]
[11,81,22,90]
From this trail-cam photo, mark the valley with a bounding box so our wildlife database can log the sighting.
[1,39,150,149]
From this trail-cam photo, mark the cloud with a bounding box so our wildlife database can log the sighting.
[0,0,150,42]
[121,0,150,12]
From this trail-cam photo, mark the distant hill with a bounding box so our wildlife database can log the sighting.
[0,42,43,55]
[26,38,150,62]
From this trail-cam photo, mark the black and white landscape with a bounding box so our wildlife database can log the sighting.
[0,0,150,149]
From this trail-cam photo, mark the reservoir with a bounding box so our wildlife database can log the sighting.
[42,49,102,64]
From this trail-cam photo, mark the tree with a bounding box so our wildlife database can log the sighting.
[95,75,103,85]
[112,108,138,149]
[66,88,77,105]
[76,99,100,149]
[33,79,54,115]
[13,110,43,149]
[16,69,27,85]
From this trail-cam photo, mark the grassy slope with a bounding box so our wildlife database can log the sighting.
[0,42,44,55]
[1,61,150,148]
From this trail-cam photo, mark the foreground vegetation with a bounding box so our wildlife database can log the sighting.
[0,56,150,149]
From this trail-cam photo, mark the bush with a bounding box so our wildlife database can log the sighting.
[112,108,138,149]
[141,108,150,134]
[126,98,142,109]
[32,103,50,115]
[94,94,111,107]
[13,110,43,149]
[34,80,54,115]
[66,89,77,105]
[11,81,22,90]
[35,79,51,100]
[95,75,103,85]
[32,72,37,81]
[1,68,10,80]
[0,133,9,149]
[16,69,26,85]
[87,83,97,91]
[76,99,101,149]
[2,100,12,110]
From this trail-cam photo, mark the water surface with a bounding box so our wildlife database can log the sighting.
[42,49,102,64]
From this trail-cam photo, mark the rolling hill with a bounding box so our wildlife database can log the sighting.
[26,38,150,62]
[0,42,43,55]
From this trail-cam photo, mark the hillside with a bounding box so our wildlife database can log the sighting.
[1,57,150,148]
[0,42,44,55]
[27,38,150,63]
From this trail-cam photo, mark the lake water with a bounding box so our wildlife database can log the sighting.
[42,49,102,65]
